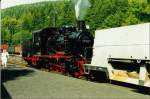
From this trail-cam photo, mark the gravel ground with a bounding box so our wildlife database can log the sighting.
[1,64,150,99]
[8,55,27,66]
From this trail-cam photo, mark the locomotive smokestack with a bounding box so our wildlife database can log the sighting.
[75,0,91,30]
[74,0,91,20]
[77,20,86,30]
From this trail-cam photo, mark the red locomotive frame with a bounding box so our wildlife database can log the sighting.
[23,52,87,78]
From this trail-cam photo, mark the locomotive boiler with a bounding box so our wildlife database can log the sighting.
[22,21,94,77]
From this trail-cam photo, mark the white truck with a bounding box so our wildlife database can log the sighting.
[84,23,150,87]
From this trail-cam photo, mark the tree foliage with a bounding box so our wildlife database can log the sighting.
[1,0,150,45]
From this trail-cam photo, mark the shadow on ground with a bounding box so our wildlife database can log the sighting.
[1,67,34,83]
[1,66,34,99]
[1,84,12,99]
[132,87,150,95]
[110,80,150,95]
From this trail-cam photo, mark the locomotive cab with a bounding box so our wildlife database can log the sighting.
[32,27,60,55]
[32,30,41,55]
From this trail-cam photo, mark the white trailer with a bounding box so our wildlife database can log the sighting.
[84,23,150,87]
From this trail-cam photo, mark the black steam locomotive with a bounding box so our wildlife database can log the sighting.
[22,21,94,77]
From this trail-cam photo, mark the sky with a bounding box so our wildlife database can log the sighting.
[1,0,56,9]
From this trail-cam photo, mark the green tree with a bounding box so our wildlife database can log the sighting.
[1,0,150,46]
[12,30,32,45]
[2,16,19,45]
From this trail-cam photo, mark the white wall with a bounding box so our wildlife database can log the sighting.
[91,23,150,67]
